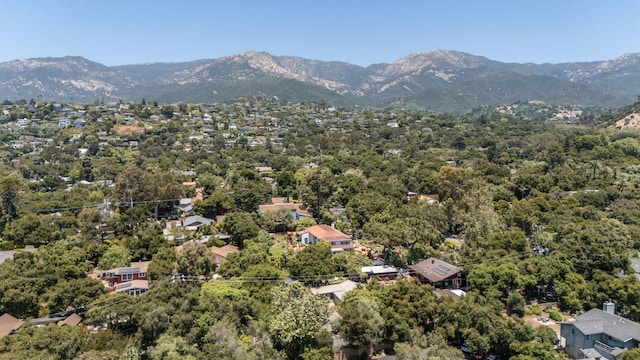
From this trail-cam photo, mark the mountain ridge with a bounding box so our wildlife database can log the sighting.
[1,50,639,113]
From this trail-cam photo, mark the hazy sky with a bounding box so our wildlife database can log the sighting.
[2,0,639,66]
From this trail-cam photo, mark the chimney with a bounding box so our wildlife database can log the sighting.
[603,299,615,314]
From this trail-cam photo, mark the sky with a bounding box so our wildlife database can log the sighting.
[2,0,639,67]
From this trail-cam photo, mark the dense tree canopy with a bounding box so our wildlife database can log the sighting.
[0,98,639,359]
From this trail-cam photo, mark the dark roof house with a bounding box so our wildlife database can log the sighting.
[560,301,640,360]
[408,258,466,289]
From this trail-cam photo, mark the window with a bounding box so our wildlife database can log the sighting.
[139,272,147,278]
[121,273,133,281]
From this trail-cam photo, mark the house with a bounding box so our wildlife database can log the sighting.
[361,265,400,281]
[300,224,353,253]
[16,118,28,128]
[0,313,24,338]
[96,261,150,291]
[60,313,83,327]
[114,279,149,297]
[560,301,640,360]
[181,215,214,230]
[211,244,239,264]
[408,258,466,289]
[311,279,359,305]
[179,198,194,214]
[255,166,273,173]
[179,188,204,215]
[258,202,312,220]
[406,192,439,204]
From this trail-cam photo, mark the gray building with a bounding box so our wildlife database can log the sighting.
[560,301,640,359]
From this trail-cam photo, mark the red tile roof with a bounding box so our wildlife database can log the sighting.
[305,224,349,242]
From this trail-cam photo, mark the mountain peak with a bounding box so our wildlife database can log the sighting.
[0,51,637,113]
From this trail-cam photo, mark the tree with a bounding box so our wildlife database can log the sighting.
[300,168,335,217]
[222,211,261,248]
[147,333,197,360]
[113,167,151,209]
[620,348,640,360]
[345,191,398,229]
[268,282,329,359]
[98,245,131,270]
[148,247,177,280]
[149,171,182,220]
[0,176,23,221]
[336,294,385,355]
[192,190,233,218]
[506,292,526,317]
[160,105,175,119]
[216,240,271,277]
[286,242,335,286]
[260,208,294,233]
[176,242,214,277]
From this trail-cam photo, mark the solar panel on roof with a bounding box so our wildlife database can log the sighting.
[433,264,451,275]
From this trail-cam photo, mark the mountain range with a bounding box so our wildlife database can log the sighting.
[1,50,639,113]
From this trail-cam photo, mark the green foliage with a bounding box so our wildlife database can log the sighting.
[0,325,83,360]
[148,247,177,280]
[176,241,214,277]
[268,282,329,359]
[336,293,385,348]
[506,292,526,317]
[620,347,640,360]
[0,244,104,318]
[286,242,335,286]
[3,98,640,358]
[147,333,197,360]
[98,244,131,270]
[222,211,261,248]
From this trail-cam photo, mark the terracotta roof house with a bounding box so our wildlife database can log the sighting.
[211,244,239,264]
[0,313,24,338]
[408,258,466,289]
[300,224,353,253]
[560,301,640,360]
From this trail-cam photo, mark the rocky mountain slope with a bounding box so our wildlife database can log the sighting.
[1,50,638,113]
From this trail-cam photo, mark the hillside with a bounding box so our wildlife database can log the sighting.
[0,50,639,113]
